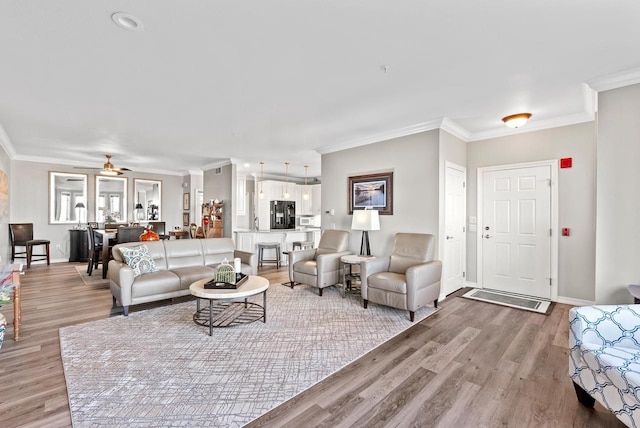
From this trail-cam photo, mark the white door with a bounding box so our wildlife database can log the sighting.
[443,163,466,296]
[481,165,551,299]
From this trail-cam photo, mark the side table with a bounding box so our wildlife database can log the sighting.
[340,255,374,298]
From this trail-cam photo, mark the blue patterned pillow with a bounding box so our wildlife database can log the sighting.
[119,245,159,277]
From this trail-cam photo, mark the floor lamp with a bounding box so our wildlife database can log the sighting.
[351,209,380,256]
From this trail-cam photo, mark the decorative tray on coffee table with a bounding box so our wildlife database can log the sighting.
[204,272,248,289]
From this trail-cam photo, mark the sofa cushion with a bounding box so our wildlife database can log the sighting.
[164,240,205,269]
[171,266,217,289]
[114,241,168,270]
[131,270,181,298]
[119,245,159,277]
[294,260,318,276]
[368,271,407,294]
[201,238,236,266]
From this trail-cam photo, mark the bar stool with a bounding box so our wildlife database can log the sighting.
[257,242,281,268]
[292,240,314,250]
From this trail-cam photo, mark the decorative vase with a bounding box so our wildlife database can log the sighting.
[140,227,159,241]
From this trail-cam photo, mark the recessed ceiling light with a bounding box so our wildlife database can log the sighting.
[111,12,144,32]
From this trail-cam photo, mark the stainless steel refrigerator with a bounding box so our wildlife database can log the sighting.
[270,200,296,229]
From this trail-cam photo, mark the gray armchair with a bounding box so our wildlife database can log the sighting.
[361,233,442,321]
[289,229,352,296]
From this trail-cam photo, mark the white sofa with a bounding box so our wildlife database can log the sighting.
[109,238,256,316]
[569,304,640,427]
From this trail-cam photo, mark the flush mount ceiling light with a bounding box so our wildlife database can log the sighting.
[111,12,144,32]
[502,113,532,129]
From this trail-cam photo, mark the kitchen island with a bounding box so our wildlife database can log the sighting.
[234,228,321,265]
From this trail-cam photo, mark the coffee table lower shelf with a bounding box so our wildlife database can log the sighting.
[193,298,266,332]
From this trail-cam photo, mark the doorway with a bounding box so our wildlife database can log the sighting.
[443,162,467,296]
[477,160,558,300]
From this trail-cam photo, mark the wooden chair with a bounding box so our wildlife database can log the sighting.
[116,226,145,244]
[148,221,169,240]
[9,223,50,269]
[86,225,109,276]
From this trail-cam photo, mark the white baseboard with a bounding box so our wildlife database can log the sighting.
[555,296,595,307]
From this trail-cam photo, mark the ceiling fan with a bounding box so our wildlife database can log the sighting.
[75,155,132,176]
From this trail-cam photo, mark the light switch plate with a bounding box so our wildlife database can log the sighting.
[469,216,477,224]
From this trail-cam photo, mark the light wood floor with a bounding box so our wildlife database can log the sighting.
[0,262,623,427]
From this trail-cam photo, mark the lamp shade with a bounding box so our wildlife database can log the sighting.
[135,203,143,209]
[351,209,380,231]
[75,202,85,209]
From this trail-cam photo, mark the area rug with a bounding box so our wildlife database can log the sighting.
[59,282,436,427]
[462,288,551,314]
[74,265,109,286]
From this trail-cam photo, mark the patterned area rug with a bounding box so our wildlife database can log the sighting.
[59,282,436,427]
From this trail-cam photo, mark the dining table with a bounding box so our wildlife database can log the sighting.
[93,229,117,279]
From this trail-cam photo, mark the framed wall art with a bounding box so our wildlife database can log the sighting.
[183,212,190,226]
[183,192,190,211]
[348,171,393,215]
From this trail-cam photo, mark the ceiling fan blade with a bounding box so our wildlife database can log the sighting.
[114,167,132,171]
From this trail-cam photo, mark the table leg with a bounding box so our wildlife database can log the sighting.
[13,272,21,341]
[102,233,110,279]
[341,262,347,298]
[263,289,267,323]
[209,298,213,336]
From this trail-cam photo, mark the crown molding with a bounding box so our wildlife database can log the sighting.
[587,66,640,92]
[440,117,472,142]
[316,118,443,155]
[0,123,16,158]
[199,159,231,172]
[467,111,595,142]
[12,154,185,176]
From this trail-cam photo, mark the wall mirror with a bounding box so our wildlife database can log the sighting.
[49,172,88,224]
[134,179,162,221]
[95,176,128,223]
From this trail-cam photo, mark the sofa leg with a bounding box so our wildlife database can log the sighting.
[112,296,117,306]
[363,299,368,309]
[123,306,129,316]
[410,311,415,322]
[573,381,595,408]
[319,288,323,297]
[434,299,438,308]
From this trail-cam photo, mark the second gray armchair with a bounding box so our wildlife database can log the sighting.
[289,229,352,296]
[361,233,442,321]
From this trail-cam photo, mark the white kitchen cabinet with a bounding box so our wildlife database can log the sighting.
[311,184,322,214]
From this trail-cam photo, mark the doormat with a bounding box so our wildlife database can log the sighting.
[462,288,551,314]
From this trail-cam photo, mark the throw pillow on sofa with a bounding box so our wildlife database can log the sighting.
[119,245,159,277]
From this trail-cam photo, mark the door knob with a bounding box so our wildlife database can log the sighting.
[446,235,453,240]
[484,234,491,239]
[485,226,490,231]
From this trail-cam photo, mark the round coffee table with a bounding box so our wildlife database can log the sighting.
[189,275,269,335]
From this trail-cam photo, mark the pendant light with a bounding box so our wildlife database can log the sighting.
[302,165,310,200]
[284,162,290,199]
[259,162,265,199]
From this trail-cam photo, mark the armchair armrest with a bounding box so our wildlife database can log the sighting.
[361,257,391,288]
[316,251,353,273]
[569,305,640,351]
[234,250,256,275]
[406,260,442,291]
[108,260,135,305]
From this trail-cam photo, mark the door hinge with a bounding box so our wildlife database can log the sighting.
[549,278,552,286]
[549,229,552,236]
[463,181,466,188]
[463,272,466,278]
[463,226,466,233]
[548,178,552,187]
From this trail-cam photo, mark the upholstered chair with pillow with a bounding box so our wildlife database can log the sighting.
[361,233,442,321]
[289,229,351,296]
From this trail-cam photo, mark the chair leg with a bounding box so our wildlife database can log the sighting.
[573,382,595,408]
[123,305,129,316]
[11,245,15,262]
[409,311,415,322]
[87,255,93,276]
[46,243,50,265]
[318,287,323,297]
[434,299,438,308]
[112,296,117,306]
[26,244,32,269]
[363,299,368,309]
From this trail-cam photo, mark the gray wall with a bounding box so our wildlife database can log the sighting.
[9,160,184,263]
[0,145,10,263]
[596,83,640,304]
[466,122,597,301]
[322,130,440,256]
[203,164,232,238]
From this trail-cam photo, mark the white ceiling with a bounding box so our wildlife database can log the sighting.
[1,1,639,179]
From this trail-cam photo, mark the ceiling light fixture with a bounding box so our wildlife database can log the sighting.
[284,162,290,199]
[259,162,265,199]
[111,12,144,32]
[302,165,310,201]
[502,113,532,129]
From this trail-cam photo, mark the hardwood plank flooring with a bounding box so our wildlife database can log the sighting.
[0,262,624,427]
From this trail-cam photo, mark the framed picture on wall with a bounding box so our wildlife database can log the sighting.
[183,212,189,226]
[183,193,190,211]
[348,171,393,215]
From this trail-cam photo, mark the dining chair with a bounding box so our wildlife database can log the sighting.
[9,223,50,269]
